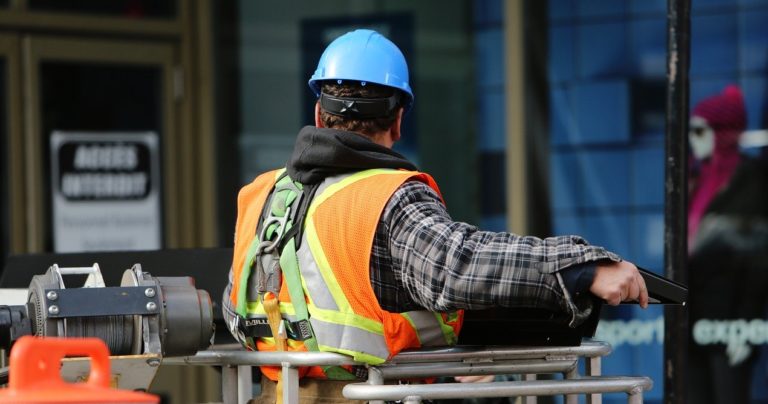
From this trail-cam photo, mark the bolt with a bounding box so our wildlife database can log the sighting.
[144,288,156,298]
[46,291,58,301]
[48,305,60,315]
[146,358,160,367]
[146,302,157,312]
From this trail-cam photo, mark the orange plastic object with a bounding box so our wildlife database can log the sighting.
[0,336,159,403]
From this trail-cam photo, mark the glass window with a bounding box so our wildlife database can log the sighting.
[544,3,667,402]
[544,1,768,403]
[28,0,176,19]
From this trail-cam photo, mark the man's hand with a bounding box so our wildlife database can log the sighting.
[589,261,649,308]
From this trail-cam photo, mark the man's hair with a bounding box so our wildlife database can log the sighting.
[319,82,401,136]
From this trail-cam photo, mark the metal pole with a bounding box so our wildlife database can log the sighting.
[342,377,653,401]
[664,0,690,403]
[524,374,537,404]
[564,367,579,404]
[222,366,238,404]
[586,357,603,404]
[237,366,253,403]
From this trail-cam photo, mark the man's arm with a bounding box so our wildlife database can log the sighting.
[385,181,648,324]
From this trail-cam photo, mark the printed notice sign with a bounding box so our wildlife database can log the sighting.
[51,132,162,252]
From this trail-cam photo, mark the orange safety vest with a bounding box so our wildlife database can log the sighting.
[230,168,463,380]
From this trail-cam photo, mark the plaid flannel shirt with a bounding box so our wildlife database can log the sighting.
[223,179,620,334]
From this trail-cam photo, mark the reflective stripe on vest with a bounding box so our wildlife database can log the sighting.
[232,168,462,368]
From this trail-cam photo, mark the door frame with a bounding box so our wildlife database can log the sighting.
[0,34,24,255]
[22,36,181,251]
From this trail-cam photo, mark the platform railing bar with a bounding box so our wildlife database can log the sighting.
[159,341,646,404]
[342,376,653,402]
[163,341,611,368]
[374,359,577,379]
[163,350,361,367]
[387,340,611,364]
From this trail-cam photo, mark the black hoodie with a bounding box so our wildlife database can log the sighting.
[286,126,417,185]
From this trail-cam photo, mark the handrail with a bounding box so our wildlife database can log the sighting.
[163,340,611,368]
[387,340,611,363]
[163,349,360,367]
[343,376,652,403]
[161,340,651,404]
[374,359,577,379]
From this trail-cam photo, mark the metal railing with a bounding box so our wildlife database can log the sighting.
[163,340,653,404]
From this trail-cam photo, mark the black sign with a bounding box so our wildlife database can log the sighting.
[57,141,152,201]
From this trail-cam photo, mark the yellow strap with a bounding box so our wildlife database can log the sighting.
[264,294,286,404]
[263,293,287,351]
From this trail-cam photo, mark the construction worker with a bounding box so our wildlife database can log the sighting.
[222,29,649,402]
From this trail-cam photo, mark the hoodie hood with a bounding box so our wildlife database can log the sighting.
[286,126,417,184]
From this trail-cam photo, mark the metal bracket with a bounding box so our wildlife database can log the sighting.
[43,286,160,318]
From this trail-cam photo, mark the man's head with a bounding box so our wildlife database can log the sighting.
[308,29,413,145]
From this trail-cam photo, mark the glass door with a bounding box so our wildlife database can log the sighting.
[23,37,181,252]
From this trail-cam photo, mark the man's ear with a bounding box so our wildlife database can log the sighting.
[314,102,324,128]
[390,108,404,143]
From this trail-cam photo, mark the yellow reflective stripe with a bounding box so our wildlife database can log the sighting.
[304,217,352,312]
[317,344,387,365]
[259,337,305,349]
[435,312,458,345]
[302,169,410,318]
[306,169,403,218]
[308,304,384,335]
[400,313,421,345]
[246,301,296,316]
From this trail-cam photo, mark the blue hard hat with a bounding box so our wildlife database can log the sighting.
[308,29,414,113]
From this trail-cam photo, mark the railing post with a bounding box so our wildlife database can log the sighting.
[222,365,238,404]
[564,366,579,404]
[237,366,252,403]
[368,367,386,404]
[586,356,603,404]
[282,364,300,404]
[524,374,537,404]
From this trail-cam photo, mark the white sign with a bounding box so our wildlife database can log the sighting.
[50,132,162,252]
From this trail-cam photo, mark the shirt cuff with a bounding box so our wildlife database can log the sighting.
[559,262,597,299]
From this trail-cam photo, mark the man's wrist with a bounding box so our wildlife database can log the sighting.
[559,262,597,298]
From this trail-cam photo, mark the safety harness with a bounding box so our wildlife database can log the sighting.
[236,170,356,402]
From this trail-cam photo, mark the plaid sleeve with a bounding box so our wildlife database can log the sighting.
[385,181,621,326]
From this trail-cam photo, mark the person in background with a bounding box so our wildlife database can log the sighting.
[687,85,745,251]
[687,85,768,403]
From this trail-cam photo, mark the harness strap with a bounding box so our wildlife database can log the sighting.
[280,234,356,380]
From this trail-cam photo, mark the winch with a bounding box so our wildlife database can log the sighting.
[0,263,213,357]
